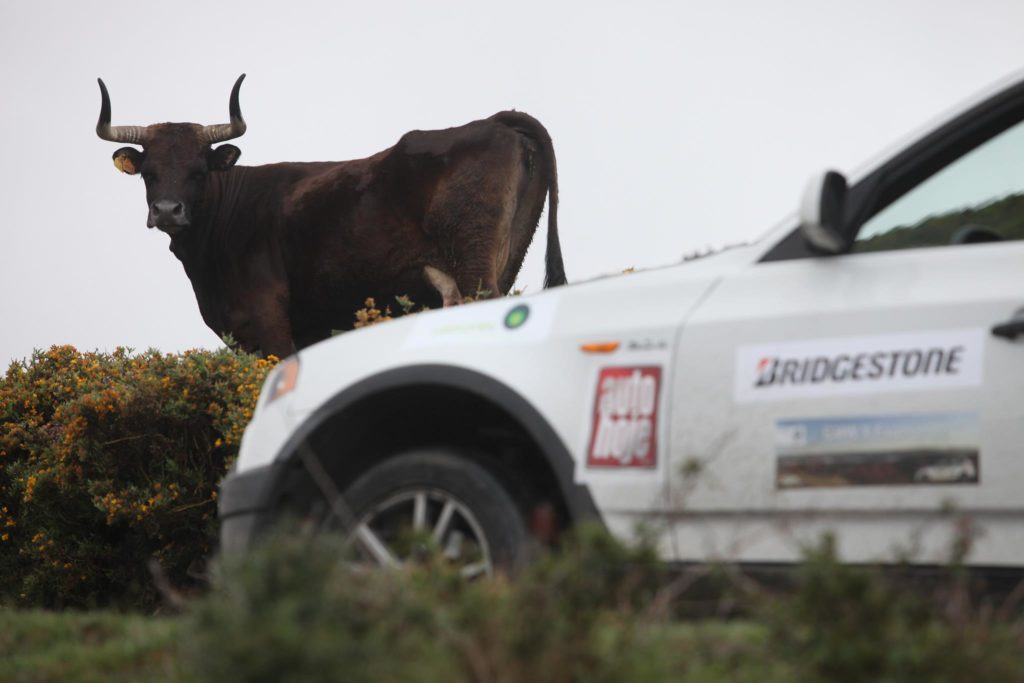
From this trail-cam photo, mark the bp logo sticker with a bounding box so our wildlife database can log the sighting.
[504,304,530,330]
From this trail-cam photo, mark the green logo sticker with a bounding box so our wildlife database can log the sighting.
[504,304,530,330]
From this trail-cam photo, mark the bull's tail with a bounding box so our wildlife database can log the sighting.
[490,111,566,288]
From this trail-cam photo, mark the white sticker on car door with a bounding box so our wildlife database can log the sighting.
[735,328,984,403]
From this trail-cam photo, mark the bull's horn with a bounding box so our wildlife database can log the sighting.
[200,74,247,144]
[95,78,147,145]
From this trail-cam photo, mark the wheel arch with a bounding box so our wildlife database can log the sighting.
[268,364,602,531]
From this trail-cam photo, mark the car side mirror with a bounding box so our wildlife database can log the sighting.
[799,170,851,254]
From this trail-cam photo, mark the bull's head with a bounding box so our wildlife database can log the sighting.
[96,75,247,234]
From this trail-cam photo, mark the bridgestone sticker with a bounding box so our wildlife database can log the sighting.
[735,328,984,403]
[775,413,980,488]
[587,367,661,469]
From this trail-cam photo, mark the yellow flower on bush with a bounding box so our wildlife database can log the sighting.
[23,474,38,502]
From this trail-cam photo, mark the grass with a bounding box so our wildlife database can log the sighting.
[0,607,781,683]
[0,608,184,682]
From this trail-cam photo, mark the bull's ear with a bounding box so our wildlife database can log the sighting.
[112,147,143,175]
[208,144,241,171]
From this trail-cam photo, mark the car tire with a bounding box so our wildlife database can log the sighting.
[340,449,531,577]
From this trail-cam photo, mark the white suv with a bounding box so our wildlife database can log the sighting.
[220,73,1024,575]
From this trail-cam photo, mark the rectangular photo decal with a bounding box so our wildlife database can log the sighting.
[775,413,979,488]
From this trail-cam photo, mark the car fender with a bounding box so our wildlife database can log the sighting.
[262,364,603,525]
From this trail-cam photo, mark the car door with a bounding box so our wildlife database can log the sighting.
[667,91,1024,567]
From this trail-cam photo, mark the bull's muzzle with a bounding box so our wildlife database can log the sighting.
[148,200,189,233]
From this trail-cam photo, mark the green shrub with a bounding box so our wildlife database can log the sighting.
[4,526,1021,682]
[767,533,1024,683]
[184,534,459,683]
[0,345,275,610]
[181,526,786,683]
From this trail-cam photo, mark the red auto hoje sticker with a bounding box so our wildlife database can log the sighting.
[587,366,661,469]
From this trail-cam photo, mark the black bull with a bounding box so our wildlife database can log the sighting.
[96,75,565,358]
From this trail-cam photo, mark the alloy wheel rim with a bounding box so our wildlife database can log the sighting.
[353,488,493,579]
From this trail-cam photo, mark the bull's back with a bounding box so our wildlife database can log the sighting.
[256,115,555,336]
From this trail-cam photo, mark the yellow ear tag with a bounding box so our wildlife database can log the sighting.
[114,154,135,174]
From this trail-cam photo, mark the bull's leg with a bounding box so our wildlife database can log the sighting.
[439,223,503,302]
[453,258,502,303]
[236,286,296,359]
[255,316,297,359]
[233,252,297,358]
[423,265,463,307]
[228,317,294,359]
[446,209,509,301]
[425,156,517,301]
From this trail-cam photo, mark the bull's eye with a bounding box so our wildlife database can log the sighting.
[142,172,157,184]
[189,171,206,182]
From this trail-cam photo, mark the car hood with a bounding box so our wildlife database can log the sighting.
[283,244,756,416]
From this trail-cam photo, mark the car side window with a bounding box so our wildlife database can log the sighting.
[853,120,1024,253]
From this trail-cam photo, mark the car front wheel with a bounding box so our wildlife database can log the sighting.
[340,449,530,577]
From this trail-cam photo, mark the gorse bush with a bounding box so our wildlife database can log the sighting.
[0,345,276,610]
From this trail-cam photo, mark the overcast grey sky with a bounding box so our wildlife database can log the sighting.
[2,0,1023,365]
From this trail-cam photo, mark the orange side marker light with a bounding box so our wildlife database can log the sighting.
[580,342,620,354]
